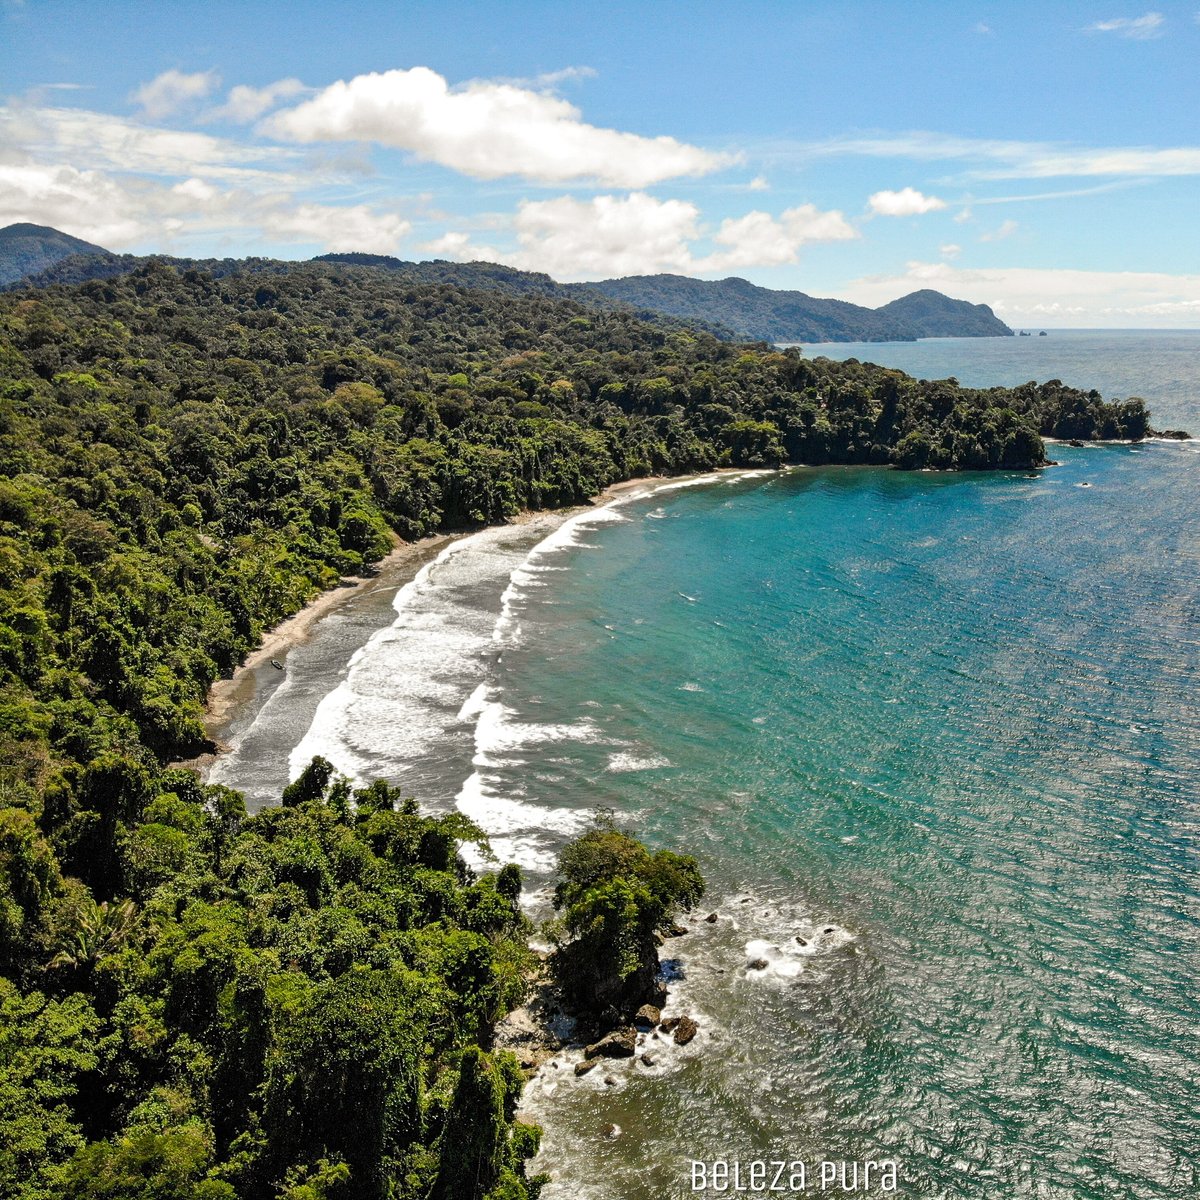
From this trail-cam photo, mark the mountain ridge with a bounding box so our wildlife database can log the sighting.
[0,223,1013,342]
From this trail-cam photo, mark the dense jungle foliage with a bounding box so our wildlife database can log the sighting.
[0,259,1154,1196]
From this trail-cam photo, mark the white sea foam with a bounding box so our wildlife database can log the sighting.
[607,752,671,773]
[285,524,541,786]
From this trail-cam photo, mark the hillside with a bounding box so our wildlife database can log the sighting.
[0,257,1153,1197]
[580,273,1012,341]
[0,222,114,286]
[877,288,1013,338]
[2,225,1011,342]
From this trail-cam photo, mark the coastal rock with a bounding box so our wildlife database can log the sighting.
[574,1060,597,1077]
[795,936,808,947]
[704,912,719,923]
[747,958,769,971]
[634,1004,661,1028]
[666,922,689,937]
[673,1016,699,1045]
[603,1123,622,1140]
[641,1052,657,1067]
[659,1016,680,1033]
[584,1027,637,1059]
[1158,429,1192,439]
[1068,438,1085,447]
[604,1075,619,1087]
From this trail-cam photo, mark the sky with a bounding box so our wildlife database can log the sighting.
[2,0,1199,326]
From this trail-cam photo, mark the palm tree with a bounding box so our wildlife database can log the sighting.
[48,897,138,972]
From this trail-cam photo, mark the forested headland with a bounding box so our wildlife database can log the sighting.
[0,259,1157,1197]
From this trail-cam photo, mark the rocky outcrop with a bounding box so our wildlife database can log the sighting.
[672,1016,699,1045]
[584,1027,638,1059]
[634,1004,661,1028]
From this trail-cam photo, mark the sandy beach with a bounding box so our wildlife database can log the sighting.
[203,533,455,731]
[184,473,692,777]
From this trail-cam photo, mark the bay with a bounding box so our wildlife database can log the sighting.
[214,332,1200,1199]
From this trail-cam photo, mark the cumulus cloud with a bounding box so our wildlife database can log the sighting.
[980,219,1019,241]
[260,203,409,251]
[1087,12,1165,38]
[215,78,307,122]
[705,205,857,270]
[262,66,730,186]
[839,260,1200,327]
[422,193,856,280]
[130,69,220,119]
[867,187,947,216]
[512,192,700,277]
[940,243,962,258]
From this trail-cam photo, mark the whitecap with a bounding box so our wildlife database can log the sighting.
[607,752,671,773]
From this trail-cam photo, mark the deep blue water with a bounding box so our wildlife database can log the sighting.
[217,333,1200,1199]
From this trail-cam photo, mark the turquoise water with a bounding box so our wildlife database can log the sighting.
[216,333,1200,1198]
[514,449,1199,1199]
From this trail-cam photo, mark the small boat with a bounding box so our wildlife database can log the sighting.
[270,658,284,670]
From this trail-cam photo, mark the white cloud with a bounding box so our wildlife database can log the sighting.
[262,66,731,186]
[975,21,993,34]
[868,187,946,216]
[0,101,408,255]
[1088,12,1165,38]
[261,203,410,252]
[954,207,972,223]
[511,192,700,277]
[529,66,598,87]
[0,161,158,246]
[130,69,220,119]
[747,175,770,191]
[839,260,1200,327]
[0,158,409,254]
[940,243,962,258]
[422,193,855,280]
[215,78,307,122]
[704,205,857,270]
[799,129,1200,180]
[980,218,1019,241]
[970,180,1147,205]
[2,105,299,186]
[423,231,478,258]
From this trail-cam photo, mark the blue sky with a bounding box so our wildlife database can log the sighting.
[2,0,1198,325]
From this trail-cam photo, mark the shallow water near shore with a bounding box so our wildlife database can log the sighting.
[211,334,1200,1199]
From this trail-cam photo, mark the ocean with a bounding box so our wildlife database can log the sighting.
[209,331,1200,1199]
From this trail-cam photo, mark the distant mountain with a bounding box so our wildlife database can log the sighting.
[579,274,1012,342]
[876,289,1012,338]
[2,226,1012,342]
[0,222,114,286]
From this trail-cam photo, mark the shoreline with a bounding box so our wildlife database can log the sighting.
[184,471,705,778]
[184,441,1162,780]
